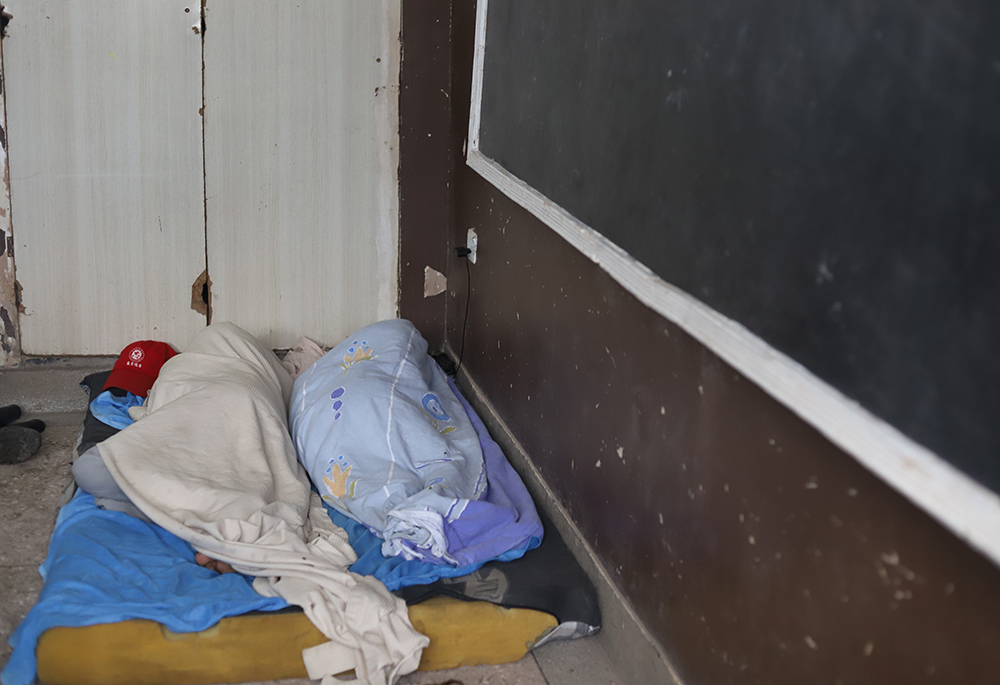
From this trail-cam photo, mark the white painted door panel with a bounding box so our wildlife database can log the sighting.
[2,0,208,355]
[204,0,400,349]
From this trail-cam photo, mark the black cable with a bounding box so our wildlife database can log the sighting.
[454,255,472,377]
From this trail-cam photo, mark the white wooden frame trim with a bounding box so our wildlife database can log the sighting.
[466,0,1000,567]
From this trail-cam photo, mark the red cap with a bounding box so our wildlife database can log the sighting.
[104,340,178,397]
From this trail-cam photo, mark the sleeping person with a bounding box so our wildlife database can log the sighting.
[72,340,176,522]
[72,322,428,684]
[290,319,543,570]
[73,339,239,577]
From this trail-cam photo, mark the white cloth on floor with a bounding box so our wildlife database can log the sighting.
[99,322,428,685]
[282,335,326,380]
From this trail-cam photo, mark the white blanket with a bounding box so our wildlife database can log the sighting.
[99,322,428,685]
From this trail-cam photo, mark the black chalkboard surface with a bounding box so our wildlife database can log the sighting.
[478,1,1000,491]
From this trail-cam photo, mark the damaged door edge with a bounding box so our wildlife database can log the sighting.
[191,268,212,320]
[0,16,23,367]
[198,0,210,325]
[376,0,402,322]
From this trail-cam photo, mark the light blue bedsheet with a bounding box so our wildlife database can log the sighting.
[291,319,543,567]
[327,375,542,590]
[88,389,143,430]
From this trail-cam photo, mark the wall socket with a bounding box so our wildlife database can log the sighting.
[467,228,478,264]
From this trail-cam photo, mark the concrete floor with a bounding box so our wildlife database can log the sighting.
[0,361,620,684]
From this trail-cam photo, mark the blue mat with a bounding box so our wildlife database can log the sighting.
[1,492,288,685]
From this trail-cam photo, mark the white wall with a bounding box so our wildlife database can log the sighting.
[204,0,400,349]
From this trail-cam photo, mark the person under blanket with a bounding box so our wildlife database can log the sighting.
[76,451,248,573]
[72,446,152,521]
[290,318,543,568]
[75,322,428,684]
[72,336,314,575]
[195,552,236,574]
[75,449,235,576]
[72,340,177,522]
[72,337,299,575]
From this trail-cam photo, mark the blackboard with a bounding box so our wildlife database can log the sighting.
[478,1,1000,491]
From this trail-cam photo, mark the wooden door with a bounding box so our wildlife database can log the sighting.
[1,0,400,355]
[2,0,208,354]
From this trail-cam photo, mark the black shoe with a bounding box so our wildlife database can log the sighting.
[0,404,22,428]
[0,425,42,464]
[11,419,46,433]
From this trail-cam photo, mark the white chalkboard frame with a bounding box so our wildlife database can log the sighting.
[465,0,1000,567]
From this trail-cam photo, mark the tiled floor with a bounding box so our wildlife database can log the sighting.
[0,366,620,684]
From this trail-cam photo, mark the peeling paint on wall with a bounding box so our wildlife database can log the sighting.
[0,308,13,354]
[0,4,11,39]
[423,266,447,297]
[0,33,21,367]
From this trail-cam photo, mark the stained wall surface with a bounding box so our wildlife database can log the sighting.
[397,2,453,347]
[400,2,1000,683]
[205,0,401,348]
[476,0,1000,496]
[2,1,207,354]
[1,1,400,356]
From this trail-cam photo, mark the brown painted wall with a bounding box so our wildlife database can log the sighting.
[401,3,1000,683]
[397,2,453,348]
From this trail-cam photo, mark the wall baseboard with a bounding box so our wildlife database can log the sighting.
[448,344,684,685]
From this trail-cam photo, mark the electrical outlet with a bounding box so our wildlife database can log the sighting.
[467,228,478,264]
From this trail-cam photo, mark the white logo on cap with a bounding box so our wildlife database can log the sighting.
[129,347,145,363]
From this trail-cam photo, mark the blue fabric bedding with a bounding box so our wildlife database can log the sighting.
[1,492,288,685]
[328,375,541,590]
[291,320,543,567]
[3,330,542,685]
[88,390,143,430]
[325,506,537,593]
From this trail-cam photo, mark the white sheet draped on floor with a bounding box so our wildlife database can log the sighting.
[99,322,428,685]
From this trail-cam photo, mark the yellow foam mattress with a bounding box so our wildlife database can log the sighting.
[36,597,558,685]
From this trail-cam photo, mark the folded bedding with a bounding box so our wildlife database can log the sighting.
[290,319,543,567]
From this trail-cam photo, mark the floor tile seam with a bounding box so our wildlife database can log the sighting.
[0,563,42,570]
[531,651,553,685]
